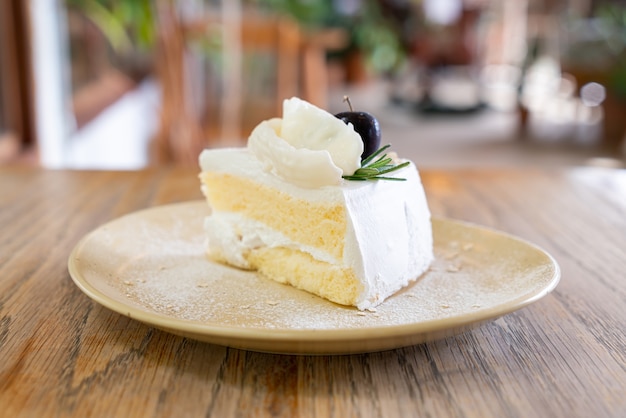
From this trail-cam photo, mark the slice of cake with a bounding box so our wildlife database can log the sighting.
[199,97,433,310]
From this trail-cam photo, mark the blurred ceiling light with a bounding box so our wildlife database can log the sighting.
[580,82,606,107]
[423,0,462,26]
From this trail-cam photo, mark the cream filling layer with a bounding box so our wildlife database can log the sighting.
[204,212,355,269]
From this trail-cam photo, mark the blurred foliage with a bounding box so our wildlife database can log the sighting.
[596,3,626,97]
[258,0,409,74]
[64,0,411,75]
[565,2,626,98]
[65,0,155,54]
[256,0,337,28]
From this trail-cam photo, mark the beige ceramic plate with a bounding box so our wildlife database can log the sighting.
[68,201,560,355]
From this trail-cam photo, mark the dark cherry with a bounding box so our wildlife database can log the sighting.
[334,96,381,160]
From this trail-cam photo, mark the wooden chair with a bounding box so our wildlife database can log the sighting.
[151,3,347,165]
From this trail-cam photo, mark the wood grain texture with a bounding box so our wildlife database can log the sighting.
[1,166,624,417]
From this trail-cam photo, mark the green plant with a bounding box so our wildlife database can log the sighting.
[65,0,155,54]
[596,3,626,98]
[258,0,408,74]
[565,3,626,99]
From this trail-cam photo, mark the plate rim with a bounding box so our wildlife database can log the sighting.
[67,201,561,350]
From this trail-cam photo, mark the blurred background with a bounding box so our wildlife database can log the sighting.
[1,0,625,169]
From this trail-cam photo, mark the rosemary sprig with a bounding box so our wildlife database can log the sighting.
[342,144,410,181]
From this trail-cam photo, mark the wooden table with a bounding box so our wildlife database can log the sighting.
[1,166,625,417]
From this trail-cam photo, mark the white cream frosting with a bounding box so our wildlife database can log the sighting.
[199,97,432,310]
[199,148,433,310]
[343,165,433,308]
[247,97,363,188]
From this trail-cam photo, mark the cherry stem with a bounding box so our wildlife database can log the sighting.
[343,95,353,112]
